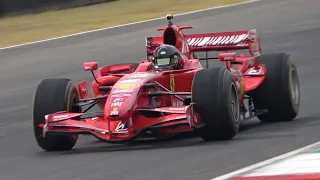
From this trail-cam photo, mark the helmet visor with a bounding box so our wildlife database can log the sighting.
[156,58,171,66]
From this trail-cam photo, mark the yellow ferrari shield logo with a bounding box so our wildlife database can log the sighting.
[170,75,175,92]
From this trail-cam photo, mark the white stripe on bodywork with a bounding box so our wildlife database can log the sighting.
[233,34,247,44]
[205,37,216,45]
[193,38,203,46]
[187,34,249,47]
[211,36,224,45]
[219,36,231,45]
[188,38,197,45]
[197,37,211,46]
[224,35,236,45]
[190,38,200,46]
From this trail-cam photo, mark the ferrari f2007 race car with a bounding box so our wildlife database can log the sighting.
[33,14,300,151]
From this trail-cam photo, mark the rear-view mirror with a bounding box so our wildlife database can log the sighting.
[83,62,98,71]
[219,53,236,62]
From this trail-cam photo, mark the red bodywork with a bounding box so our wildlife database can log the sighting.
[40,16,266,143]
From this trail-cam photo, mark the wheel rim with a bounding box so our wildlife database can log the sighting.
[230,84,240,123]
[290,66,300,106]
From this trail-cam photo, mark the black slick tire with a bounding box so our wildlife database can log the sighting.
[192,67,240,141]
[33,78,81,151]
[250,53,300,122]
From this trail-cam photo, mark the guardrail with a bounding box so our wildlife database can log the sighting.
[0,0,113,16]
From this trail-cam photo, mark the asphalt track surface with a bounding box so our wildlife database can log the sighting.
[1,0,320,179]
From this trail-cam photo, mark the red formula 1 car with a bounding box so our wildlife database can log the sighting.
[33,14,300,151]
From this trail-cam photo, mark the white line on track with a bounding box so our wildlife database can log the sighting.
[210,141,320,180]
[0,0,259,51]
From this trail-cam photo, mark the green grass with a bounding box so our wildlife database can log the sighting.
[0,0,248,48]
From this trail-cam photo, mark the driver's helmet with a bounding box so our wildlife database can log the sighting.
[152,44,182,70]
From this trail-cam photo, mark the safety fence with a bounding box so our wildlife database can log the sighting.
[0,0,113,16]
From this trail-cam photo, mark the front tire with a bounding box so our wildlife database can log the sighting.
[192,67,240,141]
[33,78,81,151]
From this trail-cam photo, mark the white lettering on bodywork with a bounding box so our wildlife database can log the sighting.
[169,107,186,111]
[112,89,134,94]
[111,102,122,107]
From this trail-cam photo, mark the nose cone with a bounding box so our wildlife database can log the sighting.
[104,72,157,119]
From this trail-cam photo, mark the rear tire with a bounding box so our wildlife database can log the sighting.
[192,67,240,141]
[251,53,300,122]
[33,78,81,151]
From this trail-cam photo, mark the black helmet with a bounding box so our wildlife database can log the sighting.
[152,44,182,70]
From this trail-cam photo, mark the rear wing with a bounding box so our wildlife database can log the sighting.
[145,29,261,59]
[185,29,261,56]
[186,30,247,50]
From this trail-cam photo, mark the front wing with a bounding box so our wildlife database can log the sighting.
[40,106,199,142]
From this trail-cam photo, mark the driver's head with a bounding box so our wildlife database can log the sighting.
[152,44,182,70]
